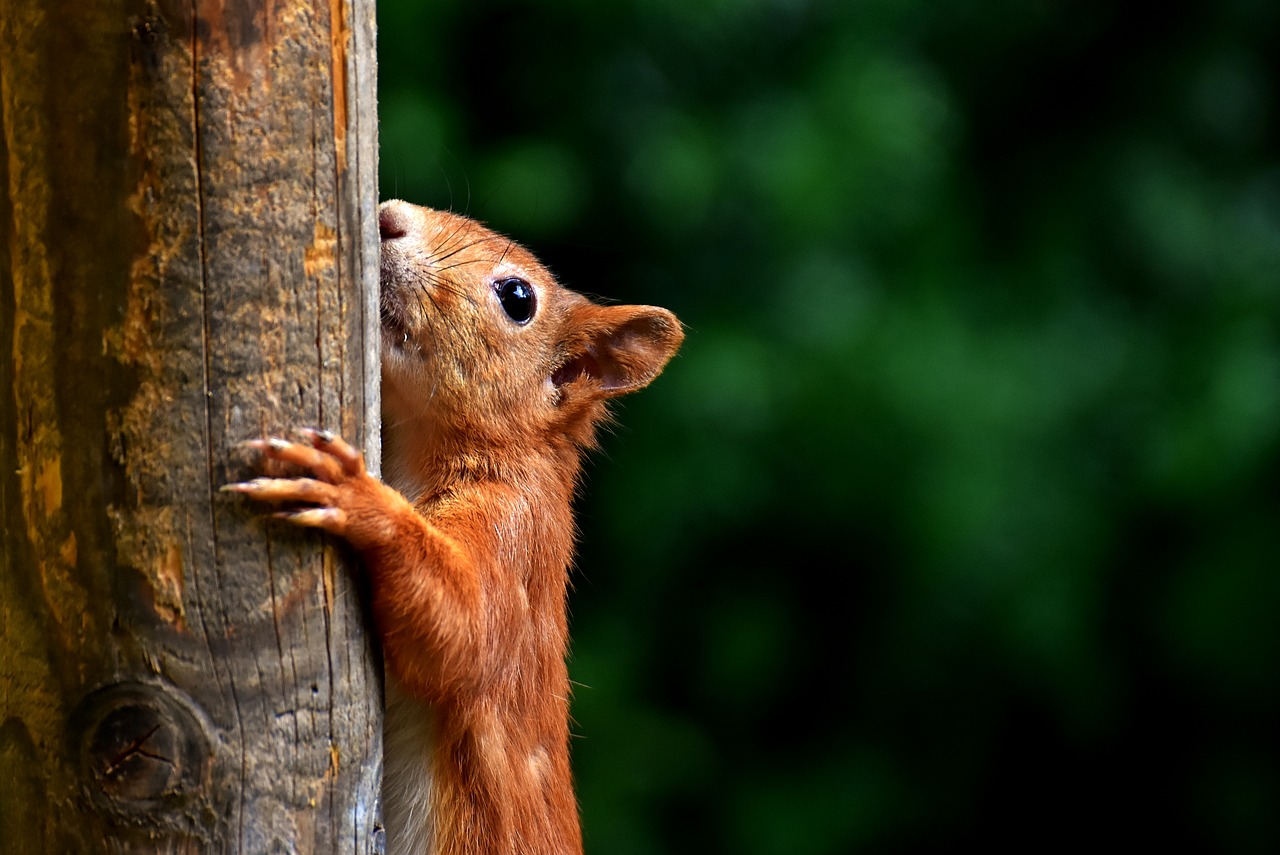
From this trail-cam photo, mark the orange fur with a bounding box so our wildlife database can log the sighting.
[228,201,682,855]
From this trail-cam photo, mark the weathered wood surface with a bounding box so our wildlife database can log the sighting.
[0,0,382,851]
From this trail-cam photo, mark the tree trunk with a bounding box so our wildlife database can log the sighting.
[0,0,382,851]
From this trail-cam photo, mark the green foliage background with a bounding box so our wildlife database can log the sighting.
[377,1,1280,851]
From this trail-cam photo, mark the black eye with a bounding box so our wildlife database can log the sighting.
[494,277,536,324]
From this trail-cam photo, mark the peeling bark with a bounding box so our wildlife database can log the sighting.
[0,0,381,851]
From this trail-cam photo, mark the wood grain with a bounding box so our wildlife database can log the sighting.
[0,0,382,850]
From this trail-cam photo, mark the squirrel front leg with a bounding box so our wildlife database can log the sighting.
[224,429,484,701]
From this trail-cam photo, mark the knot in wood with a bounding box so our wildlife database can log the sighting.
[87,700,178,800]
[73,682,210,813]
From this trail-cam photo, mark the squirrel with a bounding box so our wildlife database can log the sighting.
[224,200,683,855]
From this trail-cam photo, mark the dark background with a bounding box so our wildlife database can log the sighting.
[376,1,1280,852]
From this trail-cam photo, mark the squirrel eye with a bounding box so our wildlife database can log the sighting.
[494,277,536,324]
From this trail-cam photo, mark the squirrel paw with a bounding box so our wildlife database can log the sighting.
[224,428,386,543]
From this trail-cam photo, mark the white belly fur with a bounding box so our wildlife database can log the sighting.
[382,675,436,855]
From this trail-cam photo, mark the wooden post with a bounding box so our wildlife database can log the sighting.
[0,0,382,851]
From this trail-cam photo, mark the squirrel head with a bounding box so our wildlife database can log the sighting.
[378,200,683,452]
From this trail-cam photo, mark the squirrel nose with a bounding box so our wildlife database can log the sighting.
[378,201,411,241]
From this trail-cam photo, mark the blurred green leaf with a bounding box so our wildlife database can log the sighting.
[378,0,1280,850]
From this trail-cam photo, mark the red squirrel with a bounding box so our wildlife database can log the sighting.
[225,200,683,855]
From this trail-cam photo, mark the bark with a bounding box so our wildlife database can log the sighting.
[0,0,381,851]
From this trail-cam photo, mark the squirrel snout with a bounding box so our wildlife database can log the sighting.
[378,200,412,242]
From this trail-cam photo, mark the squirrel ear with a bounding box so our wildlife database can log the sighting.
[552,304,684,398]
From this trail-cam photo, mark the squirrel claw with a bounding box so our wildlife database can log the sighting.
[301,427,337,444]
[274,506,347,534]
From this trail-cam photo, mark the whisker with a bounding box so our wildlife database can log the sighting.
[430,234,507,267]
[409,269,475,306]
